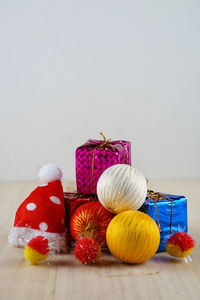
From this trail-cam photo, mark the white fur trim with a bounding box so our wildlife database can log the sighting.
[8,227,67,253]
[38,164,62,183]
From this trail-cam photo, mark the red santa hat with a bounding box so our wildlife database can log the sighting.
[8,164,67,253]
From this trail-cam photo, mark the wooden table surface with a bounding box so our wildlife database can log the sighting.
[0,180,200,300]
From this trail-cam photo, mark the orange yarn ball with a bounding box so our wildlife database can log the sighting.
[70,201,113,248]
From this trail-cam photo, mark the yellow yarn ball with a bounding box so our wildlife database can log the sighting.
[106,211,160,264]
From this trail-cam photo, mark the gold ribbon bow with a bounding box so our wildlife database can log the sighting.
[147,190,173,233]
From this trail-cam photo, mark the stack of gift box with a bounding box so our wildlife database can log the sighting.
[64,133,188,252]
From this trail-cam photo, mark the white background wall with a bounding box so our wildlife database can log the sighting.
[0,0,199,181]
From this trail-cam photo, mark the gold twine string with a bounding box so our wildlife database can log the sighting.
[90,132,116,192]
[90,132,130,192]
[147,190,173,233]
[99,132,115,151]
[124,146,129,164]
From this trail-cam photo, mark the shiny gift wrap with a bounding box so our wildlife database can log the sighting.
[141,192,188,252]
[75,136,131,194]
[64,192,98,248]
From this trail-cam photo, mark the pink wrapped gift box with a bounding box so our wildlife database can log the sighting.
[75,134,131,194]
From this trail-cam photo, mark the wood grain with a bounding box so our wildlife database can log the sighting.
[0,180,200,300]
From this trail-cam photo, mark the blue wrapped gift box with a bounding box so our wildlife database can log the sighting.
[140,191,188,252]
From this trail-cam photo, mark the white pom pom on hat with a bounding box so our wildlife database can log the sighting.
[38,164,63,183]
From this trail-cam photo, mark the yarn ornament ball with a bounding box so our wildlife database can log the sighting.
[70,201,113,248]
[106,211,160,264]
[74,237,101,264]
[97,164,147,214]
[166,232,195,258]
[24,236,50,265]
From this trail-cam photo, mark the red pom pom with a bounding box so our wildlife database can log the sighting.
[74,237,101,264]
[166,232,195,258]
[167,232,194,251]
[28,236,49,255]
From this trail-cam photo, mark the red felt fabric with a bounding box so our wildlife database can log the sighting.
[14,180,66,233]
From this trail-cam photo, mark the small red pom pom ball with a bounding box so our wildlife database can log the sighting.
[166,232,195,258]
[74,237,101,264]
[24,236,50,265]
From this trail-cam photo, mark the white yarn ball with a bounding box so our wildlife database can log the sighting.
[97,164,147,214]
[38,164,62,183]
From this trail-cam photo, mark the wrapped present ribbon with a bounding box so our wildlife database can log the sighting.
[76,132,131,194]
[90,132,129,192]
[141,191,187,252]
[147,190,173,233]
